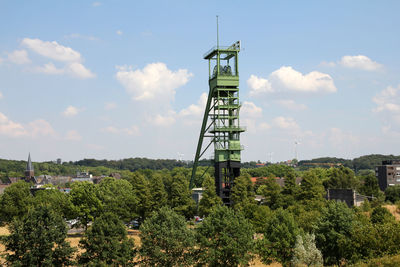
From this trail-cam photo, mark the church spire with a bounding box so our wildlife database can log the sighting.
[26,153,34,171]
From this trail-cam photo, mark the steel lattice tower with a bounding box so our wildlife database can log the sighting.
[190,40,244,206]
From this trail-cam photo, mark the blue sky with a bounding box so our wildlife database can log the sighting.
[1,1,400,162]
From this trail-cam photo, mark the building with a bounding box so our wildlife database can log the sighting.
[375,160,400,191]
[25,153,35,183]
[326,188,365,207]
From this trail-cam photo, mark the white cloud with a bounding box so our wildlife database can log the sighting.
[277,99,307,111]
[0,112,27,137]
[270,66,337,93]
[20,38,95,79]
[179,93,207,117]
[273,116,300,130]
[115,63,193,102]
[151,112,177,126]
[65,130,82,141]
[28,119,56,137]
[66,62,95,78]
[247,75,273,96]
[328,128,359,147]
[7,49,30,64]
[63,106,81,117]
[116,30,123,35]
[104,102,117,110]
[35,62,65,75]
[22,38,81,62]
[0,113,55,138]
[373,85,400,113]
[241,101,262,118]
[102,125,140,136]
[248,66,337,96]
[339,55,382,71]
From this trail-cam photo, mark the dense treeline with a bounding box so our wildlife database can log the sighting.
[299,154,400,172]
[1,164,400,265]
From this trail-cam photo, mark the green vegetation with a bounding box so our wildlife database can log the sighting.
[1,155,400,266]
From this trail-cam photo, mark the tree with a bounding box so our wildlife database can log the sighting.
[1,205,75,266]
[168,173,195,218]
[315,201,354,265]
[149,173,168,212]
[281,172,299,207]
[139,207,195,266]
[298,171,325,202]
[78,212,136,266]
[291,233,323,267]
[324,166,360,190]
[258,208,301,265]
[359,173,380,197]
[371,206,395,224]
[125,173,152,220]
[96,177,138,222]
[231,174,255,211]
[256,176,283,209]
[0,180,33,224]
[196,205,254,266]
[385,185,400,203]
[198,173,222,217]
[69,181,102,229]
[33,185,75,219]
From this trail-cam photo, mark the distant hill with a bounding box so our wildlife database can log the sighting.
[298,154,400,171]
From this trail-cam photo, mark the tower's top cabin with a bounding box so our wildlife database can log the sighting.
[203,41,240,85]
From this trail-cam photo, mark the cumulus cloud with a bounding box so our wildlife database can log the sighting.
[115,63,193,102]
[22,38,81,62]
[151,112,177,126]
[247,75,273,96]
[7,50,30,64]
[373,85,400,114]
[28,119,56,137]
[179,93,207,117]
[65,130,82,141]
[273,116,300,130]
[102,125,140,136]
[270,66,337,93]
[21,38,95,79]
[241,101,263,118]
[63,106,81,117]
[277,99,307,111]
[0,113,55,138]
[0,112,27,137]
[339,55,382,71]
[248,66,337,96]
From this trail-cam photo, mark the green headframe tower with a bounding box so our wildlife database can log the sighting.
[190,40,245,206]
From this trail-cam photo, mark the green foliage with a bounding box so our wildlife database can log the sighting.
[139,207,195,267]
[385,185,400,203]
[359,173,381,197]
[256,176,283,209]
[1,205,75,266]
[298,170,325,202]
[33,185,75,219]
[258,208,301,265]
[198,174,222,217]
[315,201,354,265]
[291,233,323,267]
[324,166,360,190]
[149,173,168,212]
[69,181,103,229]
[124,173,151,220]
[246,164,295,178]
[166,173,195,218]
[370,206,395,224]
[0,181,33,223]
[196,205,254,266]
[250,205,272,233]
[96,177,138,222]
[231,174,255,211]
[79,212,136,266]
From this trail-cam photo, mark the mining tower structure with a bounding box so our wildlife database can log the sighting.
[190,41,245,206]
